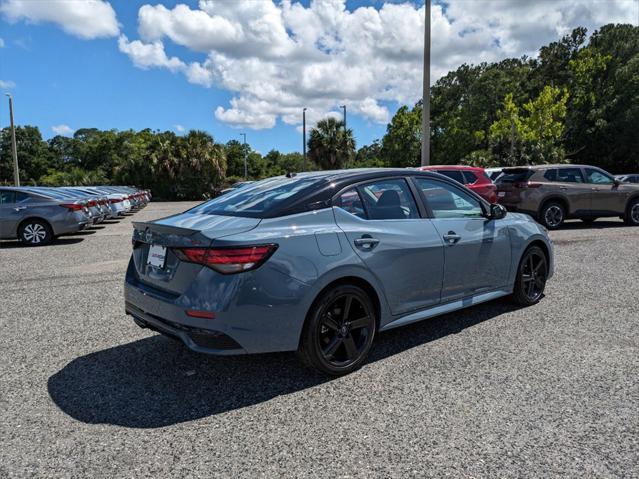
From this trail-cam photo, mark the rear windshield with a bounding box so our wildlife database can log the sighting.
[496,169,534,183]
[188,176,321,218]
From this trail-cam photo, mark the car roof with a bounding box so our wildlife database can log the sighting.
[502,164,601,171]
[418,165,484,172]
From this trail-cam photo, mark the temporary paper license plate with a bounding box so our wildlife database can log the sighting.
[147,244,167,268]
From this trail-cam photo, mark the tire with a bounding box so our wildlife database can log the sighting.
[18,219,53,246]
[540,201,565,229]
[512,246,548,306]
[298,284,377,376]
[624,198,639,226]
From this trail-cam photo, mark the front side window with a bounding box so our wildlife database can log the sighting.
[556,168,585,183]
[357,179,419,220]
[414,178,483,219]
[0,191,16,204]
[585,168,614,184]
[335,188,366,219]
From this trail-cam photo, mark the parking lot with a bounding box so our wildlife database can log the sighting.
[1,201,637,477]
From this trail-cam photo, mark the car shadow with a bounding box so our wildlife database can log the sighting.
[558,219,626,230]
[0,237,85,248]
[48,300,519,429]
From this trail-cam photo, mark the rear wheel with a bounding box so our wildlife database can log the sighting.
[19,219,53,246]
[540,202,565,229]
[624,199,639,226]
[298,284,376,376]
[512,246,548,306]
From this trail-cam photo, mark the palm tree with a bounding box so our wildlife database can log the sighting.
[308,117,356,170]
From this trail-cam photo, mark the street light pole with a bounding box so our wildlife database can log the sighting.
[302,108,307,171]
[421,0,431,166]
[240,133,247,180]
[340,105,346,130]
[6,94,19,186]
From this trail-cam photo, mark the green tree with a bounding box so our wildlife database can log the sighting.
[379,105,421,167]
[307,118,355,170]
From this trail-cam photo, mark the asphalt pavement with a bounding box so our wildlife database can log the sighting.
[1,203,637,478]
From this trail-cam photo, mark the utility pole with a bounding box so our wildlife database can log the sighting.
[302,108,307,171]
[420,0,431,166]
[6,94,19,186]
[340,105,346,130]
[240,133,247,179]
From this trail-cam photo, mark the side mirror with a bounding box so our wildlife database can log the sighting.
[489,203,507,220]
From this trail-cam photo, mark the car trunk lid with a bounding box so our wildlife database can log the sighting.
[131,213,260,296]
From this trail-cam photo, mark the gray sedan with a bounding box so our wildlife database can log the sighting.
[125,169,554,375]
[0,187,90,245]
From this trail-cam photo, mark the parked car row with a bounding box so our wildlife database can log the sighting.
[419,164,639,230]
[0,185,151,246]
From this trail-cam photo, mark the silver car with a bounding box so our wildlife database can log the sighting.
[0,187,90,245]
[125,169,554,375]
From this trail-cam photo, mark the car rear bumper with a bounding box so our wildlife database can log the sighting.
[123,258,310,355]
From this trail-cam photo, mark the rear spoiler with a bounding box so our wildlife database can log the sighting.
[132,221,198,236]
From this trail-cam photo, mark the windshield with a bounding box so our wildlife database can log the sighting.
[189,176,321,218]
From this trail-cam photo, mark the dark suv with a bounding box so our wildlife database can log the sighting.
[495,164,639,229]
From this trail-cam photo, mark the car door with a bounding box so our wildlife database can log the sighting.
[584,167,627,214]
[549,167,590,215]
[412,177,511,302]
[0,190,28,238]
[333,177,444,316]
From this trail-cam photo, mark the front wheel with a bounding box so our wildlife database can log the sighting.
[298,285,376,376]
[19,219,53,246]
[512,246,548,306]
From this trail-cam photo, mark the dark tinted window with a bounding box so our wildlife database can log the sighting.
[463,171,478,184]
[543,169,557,181]
[0,190,16,204]
[437,170,465,183]
[556,168,585,183]
[15,192,30,203]
[189,176,320,218]
[358,179,419,220]
[496,169,534,183]
[335,188,366,219]
[585,168,614,184]
[631,176,639,184]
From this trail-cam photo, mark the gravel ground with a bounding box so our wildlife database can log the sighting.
[1,202,638,478]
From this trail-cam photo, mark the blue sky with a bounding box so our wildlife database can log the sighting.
[0,0,636,154]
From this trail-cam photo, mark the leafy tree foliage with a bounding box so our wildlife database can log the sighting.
[308,118,356,170]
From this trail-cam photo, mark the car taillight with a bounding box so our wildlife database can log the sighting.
[98,200,107,205]
[87,200,97,207]
[60,203,83,211]
[514,181,542,189]
[173,244,278,274]
[110,198,122,204]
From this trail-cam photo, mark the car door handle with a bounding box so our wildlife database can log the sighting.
[354,237,380,249]
[560,186,568,190]
[443,231,461,244]
[13,206,26,211]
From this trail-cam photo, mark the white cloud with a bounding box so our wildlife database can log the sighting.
[118,35,185,72]
[0,0,119,39]
[114,0,637,129]
[0,37,4,47]
[174,124,185,132]
[0,79,15,89]
[51,124,74,136]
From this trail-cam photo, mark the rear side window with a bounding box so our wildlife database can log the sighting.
[496,169,534,184]
[463,171,478,184]
[15,192,31,203]
[335,188,366,219]
[556,168,585,183]
[437,170,465,184]
[357,179,420,220]
[0,191,16,204]
[543,169,557,181]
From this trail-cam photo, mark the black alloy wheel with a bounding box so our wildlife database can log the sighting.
[541,202,565,229]
[512,246,548,306]
[299,285,376,376]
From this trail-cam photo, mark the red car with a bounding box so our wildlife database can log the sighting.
[418,165,497,203]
